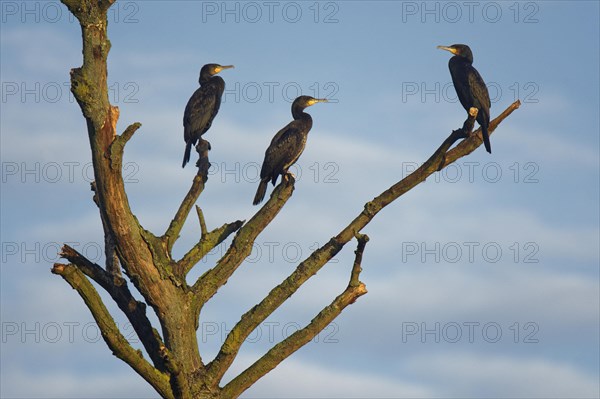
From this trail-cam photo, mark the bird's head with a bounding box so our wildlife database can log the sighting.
[199,63,234,83]
[291,96,328,118]
[294,96,328,108]
[437,44,473,62]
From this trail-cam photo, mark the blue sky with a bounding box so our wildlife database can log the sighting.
[1,0,599,397]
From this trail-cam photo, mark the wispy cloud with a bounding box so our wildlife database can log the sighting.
[406,352,600,398]
[229,355,436,398]
[1,369,156,398]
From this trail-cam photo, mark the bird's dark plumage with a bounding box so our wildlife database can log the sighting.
[253,96,327,205]
[182,63,234,167]
[438,44,492,153]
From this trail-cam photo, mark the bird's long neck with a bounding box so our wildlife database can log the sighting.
[292,105,312,120]
[449,56,472,79]
[199,73,215,85]
[292,107,313,130]
[452,54,473,66]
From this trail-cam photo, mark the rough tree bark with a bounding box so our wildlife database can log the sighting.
[51,1,521,398]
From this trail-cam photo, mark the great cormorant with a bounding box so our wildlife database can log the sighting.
[437,44,492,153]
[182,63,234,168]
[253,96,328,205]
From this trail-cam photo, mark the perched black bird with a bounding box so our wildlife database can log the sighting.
[182,63,234,168]
[253,96,328,205]
[437,44,492,153]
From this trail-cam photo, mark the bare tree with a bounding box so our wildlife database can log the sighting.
[52,1,521,398]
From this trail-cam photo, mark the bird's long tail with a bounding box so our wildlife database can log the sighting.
[482,123,492,154]
[253,179,268,205]
[182,142,192,168]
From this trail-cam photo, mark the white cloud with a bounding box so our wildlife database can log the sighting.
[1,26,80,78]
[366,267,599,324]
[502,127,599,169]
[374,205,600,264]
[406,352,600,398]
[229,355,436,398]
[1,369,155,398]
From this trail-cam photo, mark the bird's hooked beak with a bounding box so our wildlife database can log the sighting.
[215,65,235,73]
[437,45,458,55]
[307,98,328,106]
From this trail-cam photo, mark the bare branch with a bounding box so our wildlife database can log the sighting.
[219,235,369,396]
[60,245,191,392]
[196,206,208,237]
[51,263,173,399]
[350,233,369,287]
[441,100,521,168]
[176,220,244,278]
[164,138,212,255]
[163,174,206,254]
[106,121,142,171]
[206,101,520,384]
[59,245,167,371]
[192,177,295,300]
[195,138,211,180]
[121,122,141,143]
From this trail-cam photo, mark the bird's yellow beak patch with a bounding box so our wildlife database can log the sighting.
[215,65,234,74]
[437,45,458,55]
[308,98,328,106]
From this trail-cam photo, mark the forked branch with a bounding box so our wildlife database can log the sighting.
[192,176,296,300]
[219,234,369,396]
[176,219,244,277]
[51,263,173,398]
[59,245,167,371]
